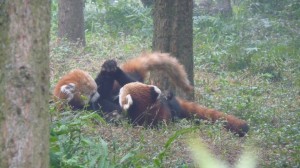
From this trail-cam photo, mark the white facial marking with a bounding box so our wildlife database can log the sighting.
[60,83,76,101]
[123,94,133,110]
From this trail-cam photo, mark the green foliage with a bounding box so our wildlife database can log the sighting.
[153,127,197,167]
[49,109,201,167]
[246,0,300,19]
[193,1,300,167]
[85,0,152,37]
[51,0,152,38]
[50,110,109,168]
[50,0,300,167]
[50,0,58,35]
[194,0,300,81]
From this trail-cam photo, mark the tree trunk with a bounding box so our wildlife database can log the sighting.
[216,0,232,17]
[152,0,194,100]
[140,0,154,7]
[0,1,50,168]
[58,0,86,46]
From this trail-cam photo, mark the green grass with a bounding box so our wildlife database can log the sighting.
[50,0,300,167]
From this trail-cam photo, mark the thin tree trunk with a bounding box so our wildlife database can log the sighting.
[0,1,51,167]
[58,0,86,46]
[152,0,194,100]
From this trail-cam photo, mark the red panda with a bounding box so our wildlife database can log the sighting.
[52,69,99,110]
[119,82,172,126]
[119,82,249,137]
[112,52,193,94]
[53,52,193,111]
[53,55,249,136]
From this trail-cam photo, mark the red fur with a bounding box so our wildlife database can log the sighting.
[119,82,249,136]
[119,82,172,126]
[113,52,193,93]
[52,53,249,136]
[53,69,97,110]
[176,97,249,137]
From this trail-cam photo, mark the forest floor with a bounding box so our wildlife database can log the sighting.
[49,34,300,167]
[49,0,300,166]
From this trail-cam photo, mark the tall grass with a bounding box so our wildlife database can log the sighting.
[193,1,300,167]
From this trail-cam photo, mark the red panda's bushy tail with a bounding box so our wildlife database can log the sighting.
[121,52,193,92]
[176,97,249,137]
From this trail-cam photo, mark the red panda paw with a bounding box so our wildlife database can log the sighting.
[101,59,118,73]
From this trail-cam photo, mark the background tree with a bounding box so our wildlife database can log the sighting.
[140,0,154,7]
[216,0,232,17]
[0,1,51,167]
[152,0,194,99]
[58,0,86,46]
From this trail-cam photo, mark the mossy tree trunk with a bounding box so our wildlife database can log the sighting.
[152,0,194,100]
[0,0,51,167]
[58,0,86,46]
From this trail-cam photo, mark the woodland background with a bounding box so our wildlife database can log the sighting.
[1,0,299,167]
[50,0,300,167]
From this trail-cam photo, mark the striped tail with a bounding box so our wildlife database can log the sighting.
[176,97,249,137]
[121,52,193,92]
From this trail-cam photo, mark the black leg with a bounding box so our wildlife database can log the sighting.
[114,68,137,86]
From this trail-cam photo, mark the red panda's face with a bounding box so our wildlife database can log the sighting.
[119,82,161,111]
[53,69,98,110]
[60,83,76,101]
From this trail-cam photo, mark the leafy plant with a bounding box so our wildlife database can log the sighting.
[153,127,197,167]
[85,0,152,37]
[50,111,108,167]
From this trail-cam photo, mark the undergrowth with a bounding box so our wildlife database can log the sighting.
[50,0,300,167]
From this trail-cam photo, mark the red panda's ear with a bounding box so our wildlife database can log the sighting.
[149,85,161,102]
[123,94,133,110]
[119,87,133,110]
